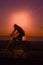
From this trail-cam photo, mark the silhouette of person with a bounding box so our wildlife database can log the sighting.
[10,24,25,41]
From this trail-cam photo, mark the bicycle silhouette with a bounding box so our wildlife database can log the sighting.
[8,24,26,58]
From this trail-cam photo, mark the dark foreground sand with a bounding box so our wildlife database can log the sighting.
[0,40,43,65]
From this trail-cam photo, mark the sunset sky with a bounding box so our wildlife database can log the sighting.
[0,0,43,37]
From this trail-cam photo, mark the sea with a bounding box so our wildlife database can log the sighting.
[0,36,43,41]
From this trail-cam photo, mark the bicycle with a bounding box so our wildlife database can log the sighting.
[8,34,25,59]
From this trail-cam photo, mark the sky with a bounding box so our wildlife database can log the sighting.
[0,0,43,38]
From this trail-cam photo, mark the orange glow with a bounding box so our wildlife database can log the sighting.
[14,12,29,31]
[1,10,43,37]
[9,10,32,36]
